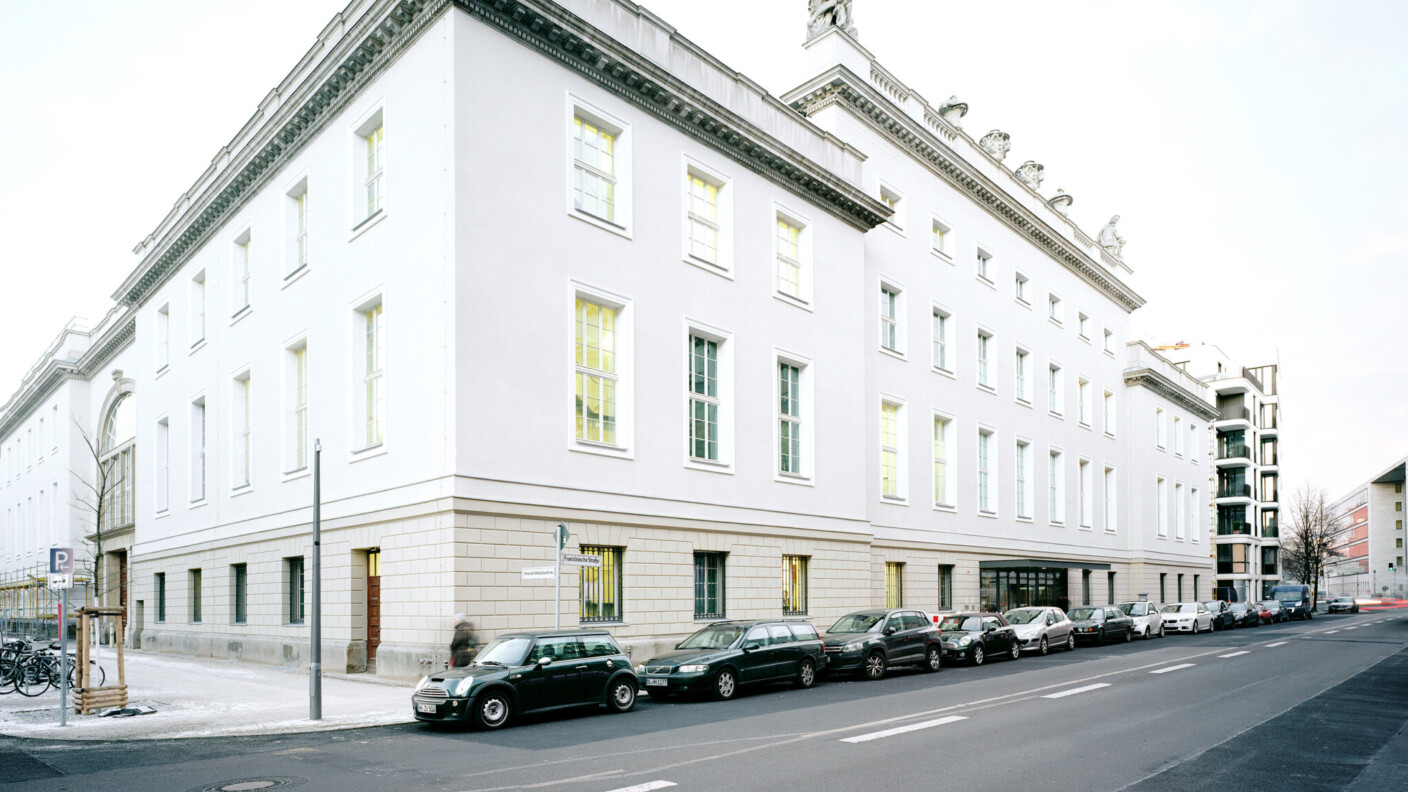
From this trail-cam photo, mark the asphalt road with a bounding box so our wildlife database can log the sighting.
[3,610,1406,792]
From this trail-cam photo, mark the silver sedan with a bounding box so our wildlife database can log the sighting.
[1002,606,1075,655]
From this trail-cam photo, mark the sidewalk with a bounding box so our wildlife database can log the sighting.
[0,649,415,740]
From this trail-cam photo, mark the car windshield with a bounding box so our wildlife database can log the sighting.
[1230,604,1247,612]
[828,614,884,633]
[1161,604,1195,614]
[1335,597,1354,603]
[1003,609,1045,625]
[939,616,982,632]
[1203,601,1220,609]
[678,624,746,650]
[1117,603,1144,616]
[1271,587,1305,603]
[474,637,532,666]
[1261,601,1279,609]
[1068,608,1101,620]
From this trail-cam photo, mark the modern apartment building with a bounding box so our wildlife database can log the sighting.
[0,0,1216,677]
[1328,458,1407,598]
[1158,342,1282,601]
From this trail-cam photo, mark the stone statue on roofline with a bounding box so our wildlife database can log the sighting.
[808,0,857,40]
[1099,215,1126,258]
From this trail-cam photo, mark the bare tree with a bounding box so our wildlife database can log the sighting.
[70,417,114,614]
[1281,484,1342,605]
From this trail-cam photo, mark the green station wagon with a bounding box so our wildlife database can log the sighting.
[635,619,827,700]
[412,629,637,729]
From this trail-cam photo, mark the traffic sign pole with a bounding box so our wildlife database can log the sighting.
[59,587,68,727]
[553,523,567,631]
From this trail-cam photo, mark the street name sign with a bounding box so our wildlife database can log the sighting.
[522,566,557,580]
[560,553,602,567]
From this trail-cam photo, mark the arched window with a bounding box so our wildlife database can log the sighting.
[101,393,136,530]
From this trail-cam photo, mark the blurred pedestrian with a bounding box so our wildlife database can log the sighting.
[450,614,477,667]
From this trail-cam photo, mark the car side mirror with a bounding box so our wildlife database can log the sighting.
[742,642,761,652]
[884,626,897,636]
[537,657,554,667]
[984,625,996,633]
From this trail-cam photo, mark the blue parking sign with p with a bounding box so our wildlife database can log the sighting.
[50,547,74,575]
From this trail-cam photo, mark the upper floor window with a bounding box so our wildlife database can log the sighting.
[933,414,955,508]
[1015,272,1030,305]
[1174,416,1184,456]
[364,122,384,219]
[287,343,309,472]
[1155,407,1167,449]
[1104,390,1116,437]
[156,303,170,372]
[232,231,252,315]
[1078,312,1090,340]
[880,401,904,500]
[879,283,903,354]
[878,183,904,231]
[931,218,952,258]
[286,178,310,276]
[932,308,951,373]
[684,167,725,268]
[1015,439,1033,519]
[1015,348,1031,404]
[575,297,617,446]
[1048,363,1064,415]
[1103,327,1114,354]
[1049,449,1065,524]
[976,248,992,282]
[232,373,252,489]
[775,210,812,305]
[977,428,995,514]
[570,101,631,235]
[362,304,385,448]
[1048,293,1063,325]
[779,361,802,477]
[1078,377,1091,426]
[190,270,206,347]
[687,334,720,463]
[977,330,992,389]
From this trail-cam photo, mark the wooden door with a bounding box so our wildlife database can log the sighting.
[367,550,381,667]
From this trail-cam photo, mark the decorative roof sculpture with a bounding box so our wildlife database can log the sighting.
[807,0,857,40]
[938,95,968,128]
[1099,215,1126,258]
[1014,160,1045,190]
[979,129,1011,162]
[1047,189,1073,216]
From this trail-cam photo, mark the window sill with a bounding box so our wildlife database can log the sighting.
[1105,528,1118,535]
[934,503,956,513]
[282,264,311,289]
[1049,318,1064,329]
[878,345,906,362]
[881,494,908,505]
[232,621,247,627]
[1049,411,1065,420]
[571,438,633,460]
[977,384,996,396]
[154,509,170,520]
[189,499,207,510]
[350,443,388,463]
[1079,524,1093,531]
[230,484,253,498]
[1079,421,1092,430]
[1016,397,1032,409]
[882,221,906,238]
[230,305,252,326]
[569,207,632,240]
[775,472,814,487]
[283,466,311,483]
[931,248,953,264]
[976,275,996,290]
[581,620,628,628]
[350,209,387,241]
[1079,334,1091,344]
[683,254,733,280]
[685,457,734,475]
[773,291,813,313]
[932,366,956,380]
[1104,349,1116,358]
[693,617,727,623]
[977,510,998,519]
[1050,521,1065,528]
[1015,297,1032,310]
[1016,516,1034,524]
[189,339,207,356]
[155,364,170,380]
[1105,432,1116,440]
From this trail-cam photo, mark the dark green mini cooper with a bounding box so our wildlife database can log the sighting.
[412,630,638,729]
[635,619,827,700]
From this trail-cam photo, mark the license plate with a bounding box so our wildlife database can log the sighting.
[417,702,438,713]
[645,678,668,687]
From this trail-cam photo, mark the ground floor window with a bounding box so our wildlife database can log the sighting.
[232,563,248,624]
[155,572,166,622]
[1107,571,1116,605]
[782,555,808,615]
[1160,573,1167,602]
[938,565,954,610]
[1177,574,1184,602]
[1082,570,1092,606]
[189,569,202,623]
[885,562,904,608]
[1193,575,1200,601]
[979,568,1068,613]
[694,552,725,619]
[579,545,623,623]
[286,557,305,625]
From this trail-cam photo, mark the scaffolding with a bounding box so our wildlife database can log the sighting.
[0,561,94,642]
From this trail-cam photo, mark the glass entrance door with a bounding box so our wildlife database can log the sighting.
[980,568,1069,612]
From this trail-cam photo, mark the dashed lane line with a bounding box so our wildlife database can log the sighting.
[1325,630,1340,634]
[604,783,676,792]
[840,716,968,744]
[1041,683,1111,699]
[1151,663,1197,674]
[1218,651,1250,658]
[1265,642,1288,648]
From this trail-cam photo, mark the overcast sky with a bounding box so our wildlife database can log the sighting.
[2,0,1405,496]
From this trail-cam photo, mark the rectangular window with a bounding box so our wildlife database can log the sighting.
[1159,573,1167,603]
[155,418,169,513]
[694,552,725,619]
[1108,572,1116,605]
[1177,574,1185,602]
[156,304,170,371]
[364,123,385,219]
[189,569,203,623]
[1016,440,1032,519]
[232,563,248,625]
[1048,293,1062,324]
[1156,407,1167,449]
[1078,312,1090,340]
[1103,390,1116,437]
[1079,378,1091,426]
[287,557,306,625]
[233,373,251,489]
[574,296,621,447]
[879,184,904,230]
[233,232,251,314]
[976,249,991,281]
[1015,349,1030,403]
[687,334,720,462]
[190,270,206,347]
[1103,328,1114,353]
[1174,416,1184,455]
[685,171,720,264]
[1079,459,1092,528]
[190,398,206,502]
[932,218,951,257]
[779,361,803,476]
[1082,570,1092,606]
[573,116,615,222]
[1175,482,1185,540]
[1049,449,1065,524]
[932,308,951,372]
[776,216,804,300]
[1049,364,1064,415]
[881,402,901,499]
[1105,466,1118,533]
[880,285,899,352]
[579,545,623,623]
[155,572,166,622]
[288,344,309,472]
[1193,575,1200,600]
[885,562,904,608]
[1191,487,1200,542]
[977,331,991,388]
[938,565,954,610]
[1015,272,1030,304]
[1157,476,1168,537]
[933,415,955,508]
[363,305,384,448]
[782,555,808,615]
[977,428,994,514]
[287,180,310,276]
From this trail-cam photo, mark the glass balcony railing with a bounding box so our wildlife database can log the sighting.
[1217,407,1252,423]
[1217,561,1249,575]
[1261,520,1279,538]
[1218,523,1253,536]
[1217,483,1253,498]
[1218,444,1252,460]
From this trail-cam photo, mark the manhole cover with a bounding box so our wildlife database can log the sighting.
[188,778,308,792]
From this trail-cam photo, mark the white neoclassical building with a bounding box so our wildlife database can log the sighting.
[0,0,1221,677]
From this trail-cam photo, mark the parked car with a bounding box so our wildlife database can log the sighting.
[1228,602,1260,628]
[1259,600,1288,623]
[1117,601,1165,639]
[412,630,638,730]
[938,613,1020,665]
[1328,596,1360,614]
[635,619,826,701]
[1002,606,1075,655]
[1067,606,1135,645]
[820,609,943,679]
[1204,600,1237,631]
[1252,601,1275,625]
[1270,584,1314,620]
[1161,602,1213,633]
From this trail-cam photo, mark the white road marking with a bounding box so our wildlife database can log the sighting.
[1041,683,1111,699]
[1344,626,1359,630]
[1218,651,1250,658]
[1325,630,1340,634]
[1265,642,1288,647]
[1150,663,1196,674]
[604,782,677,792]
[840,716,968,743]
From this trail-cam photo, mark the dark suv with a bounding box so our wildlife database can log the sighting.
[820,609,943,679]
[412,630,637,730]
[635,619,826,700]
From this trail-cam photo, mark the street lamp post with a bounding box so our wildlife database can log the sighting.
[310,438,322,721]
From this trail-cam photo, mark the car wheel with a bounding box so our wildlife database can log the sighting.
[863,651,887,681]
[607,679,637,713]
[713,668,738,701]
[795,658,817,689]
[473,691,513,730]
[1009,640,1021,661]
[1158,625,1166,639]
[1097,629,1106,646]
[1066,633,1076,651]
[1123,627,1132,643]
[923,645,942,673]
[971,645,985,666]
[1039,636,1049,656]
